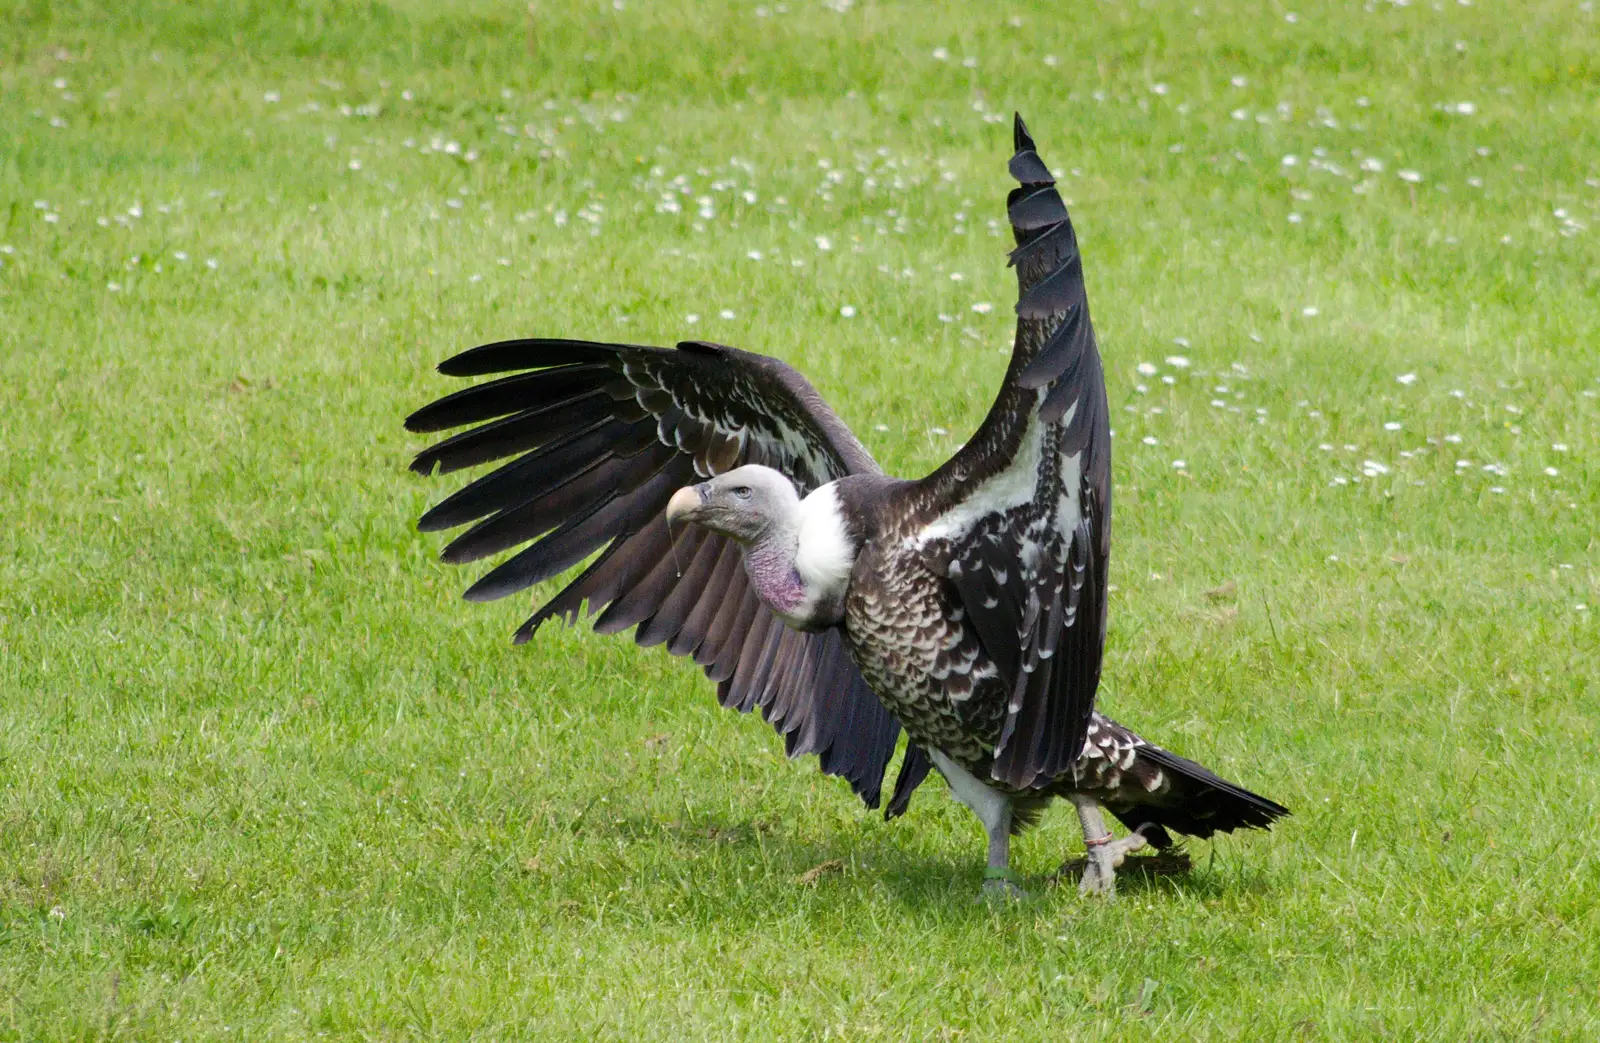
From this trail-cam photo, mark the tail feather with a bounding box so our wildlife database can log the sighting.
[1105,744,1289,848]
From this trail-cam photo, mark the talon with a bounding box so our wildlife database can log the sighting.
[1069,795,1134,898]
[1078,856,1116,897]
[979,877,1028,901]
[1105,831,1149,868]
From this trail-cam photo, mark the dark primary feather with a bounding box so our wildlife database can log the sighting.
[406,366,615,439]
[433,337,621,377]
[407,339,900,807]
[884,744,934,820]
[993,114,1112,791]
[932,114,1113,790]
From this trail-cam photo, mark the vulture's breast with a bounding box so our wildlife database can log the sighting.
[841,534,1007,770]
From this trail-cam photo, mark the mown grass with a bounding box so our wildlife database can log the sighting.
[2,0,1597,1038]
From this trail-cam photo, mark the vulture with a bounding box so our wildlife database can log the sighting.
[406,115,1287,896]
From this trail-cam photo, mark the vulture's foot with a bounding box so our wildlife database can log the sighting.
[1052,847,1192,887]
[978,867,1027,902]
[1067,794,1149,898]
[1076,832,1149,897]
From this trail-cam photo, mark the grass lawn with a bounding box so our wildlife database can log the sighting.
[3,0,1598,1037]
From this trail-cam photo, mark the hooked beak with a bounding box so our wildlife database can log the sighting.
[665,483,708,525]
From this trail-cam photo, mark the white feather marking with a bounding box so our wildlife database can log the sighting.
[793,482,854,605]
[912,397,1082,548]
[914,393,1046,546]
[759,420,836,490]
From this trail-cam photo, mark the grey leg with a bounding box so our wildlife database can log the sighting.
[927,750,1024,898]
[979,801,1024,899]
[1069,794,1148,897]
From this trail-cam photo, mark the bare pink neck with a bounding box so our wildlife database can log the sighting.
[743,537,805,614]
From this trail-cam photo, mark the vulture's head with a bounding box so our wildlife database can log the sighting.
[665,465,802,545]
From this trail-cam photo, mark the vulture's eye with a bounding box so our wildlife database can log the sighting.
[732,486,752,499]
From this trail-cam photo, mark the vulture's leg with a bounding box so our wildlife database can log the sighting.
[1068,794,1148,897]
[929,751,1023,898]
[978,800,1019,899]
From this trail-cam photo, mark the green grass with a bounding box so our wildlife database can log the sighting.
[2,0,1598,1037]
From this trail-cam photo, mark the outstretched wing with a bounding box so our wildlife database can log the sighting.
[407,338,901,807]
[940,114,1112,790]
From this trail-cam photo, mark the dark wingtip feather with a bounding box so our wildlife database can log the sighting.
[1008,149,1054,186]
[405,367,613,439]
[1007,218,1072,271]
[417,500,461,533]
[1013,112,1035,153]
[462,570,519,602]
[404,408,437,434]
[1015,255,1085,319]
[1007,185,1069,232]
[437,338,622,377]
[1016,307,1085,390]
[513,602,573,644]
[884,743,933,821]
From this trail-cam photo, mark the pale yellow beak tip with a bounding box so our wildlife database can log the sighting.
[666,485,703,524]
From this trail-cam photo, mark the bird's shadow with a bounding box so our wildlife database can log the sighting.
[579,810,1262,913]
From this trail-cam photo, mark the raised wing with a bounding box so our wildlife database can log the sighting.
[941,115,1112,790]
[406,338,902,807]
